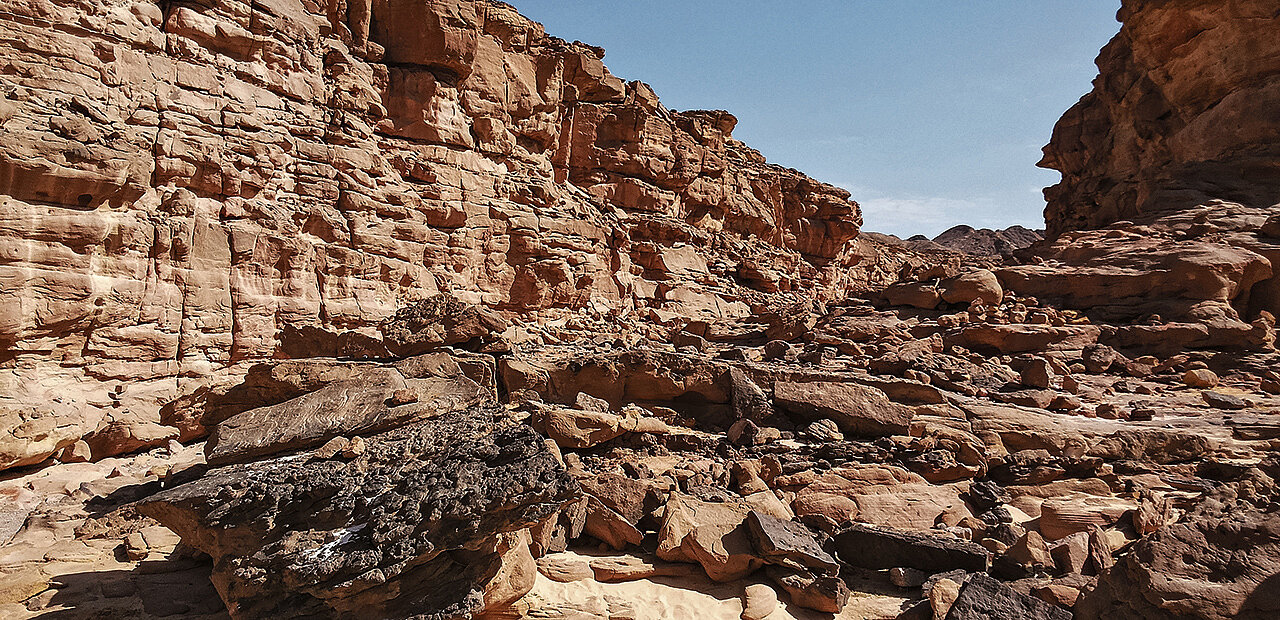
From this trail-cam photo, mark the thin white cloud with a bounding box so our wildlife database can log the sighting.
[830,182,1044,239]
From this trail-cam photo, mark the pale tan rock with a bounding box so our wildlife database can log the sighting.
[1184,369,1220,389]
[588,554,700,582]
[789,465,971,531]
[1040,495,1137,540]
[656,492,762,582]
[929,578,962,619]
[536,554,594,583]
[740,583,778,620]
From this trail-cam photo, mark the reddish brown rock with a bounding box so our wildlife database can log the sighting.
[1041,0,1280,235]
[773,381,912,437]
[0,0,864,472]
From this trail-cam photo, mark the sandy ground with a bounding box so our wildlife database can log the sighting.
[519,550,912,620]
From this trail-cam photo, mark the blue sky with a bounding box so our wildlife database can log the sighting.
[512,1,1122,238]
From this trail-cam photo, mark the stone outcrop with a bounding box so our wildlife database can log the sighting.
[1040,0,1280,236]
[0,0,863,472]
[999,204,1278,329]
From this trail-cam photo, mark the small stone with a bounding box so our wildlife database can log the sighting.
[1050,532,1090,574]
[1033,583,1081,608]
[1183,369,1219,389]
[1021,359,1053,389]
[1006,531,1052,568]
[763,340,794,361]
[672,331,709,352]
[314,436,350,460]
[728,419,761,446]
[929,578,962,619]
[1048,394,1082,411]
[1201,391,1248,410]
[890,566,927,588]
[124,532,149,561]
[56,440,92,464]
[388,389,419,406]
[342,436,367,458]
[1095,403,1124,420]
[806,419,843,442]
[740,583,779,620]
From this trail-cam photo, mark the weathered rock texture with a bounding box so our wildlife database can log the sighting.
[139,405,578,619]
[1078,499,1280,620]
[1041,0,1280,236]
[0,0,863,471]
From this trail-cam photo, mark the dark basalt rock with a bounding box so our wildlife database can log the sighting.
[945,573,1071,620]
[833,523,989,573]
[139,406,579,619]
[745,510,839,574]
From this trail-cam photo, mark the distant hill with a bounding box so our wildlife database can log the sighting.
[931,225,1044,255]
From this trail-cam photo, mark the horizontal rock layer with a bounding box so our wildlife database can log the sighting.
[0,0,863,471]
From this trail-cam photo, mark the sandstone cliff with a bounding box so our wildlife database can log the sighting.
[1040,0,1280,236]
[0,0,863,469]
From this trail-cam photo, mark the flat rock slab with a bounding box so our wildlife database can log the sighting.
[774,381,912,437]
[205,356,487,466]
[140,406,578,620]
[745,510,838,574]
[833,523,989,572]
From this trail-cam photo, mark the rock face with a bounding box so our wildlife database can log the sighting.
[1040,0,1280,236]
[139,405,577,619]
[0,0,862,471]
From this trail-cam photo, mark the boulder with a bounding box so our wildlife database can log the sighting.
[380,294,510,356]
[740,583,779,620]
[774,381,912,437]
[1184,369,1221,388]
[745,511,839,574]
[205,358,486,466]
[833,523,989,572]
[138,407,579,619]
[941,269,1004,305]
[1039,495,1136,540]
[886,282,943,309]
[945,573,1072,620]
[656,493,762,582]
[790,465,972,530]
[946,325,1101,355]
[764,565,851,614]
[1078,501,1280,620]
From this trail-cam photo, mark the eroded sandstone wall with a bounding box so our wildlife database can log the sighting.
[1040,0,1280,236]
[0,0,862,469]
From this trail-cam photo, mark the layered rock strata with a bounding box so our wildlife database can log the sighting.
[0,0,862,471]
[1041,0,1280,235]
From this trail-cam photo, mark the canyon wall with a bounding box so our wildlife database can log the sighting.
[0,0,863,469]
[1040,0,1280,236]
